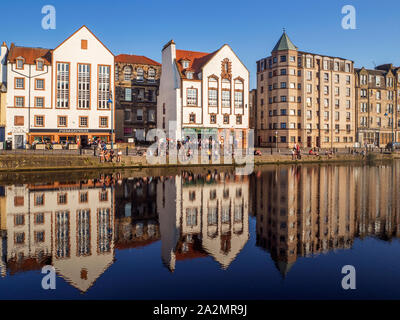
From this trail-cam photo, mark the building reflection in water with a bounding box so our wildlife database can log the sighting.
[253,162,400,277]
[0,178,115,293]
[158,171,249,271]
[0,163,399,292]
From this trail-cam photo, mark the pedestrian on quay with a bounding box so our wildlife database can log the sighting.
[117,150,122,163]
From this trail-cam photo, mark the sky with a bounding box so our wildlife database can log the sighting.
[2,0,400,89]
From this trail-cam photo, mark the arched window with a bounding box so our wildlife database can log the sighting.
[148,68,155,82]
[115,65,119,81]
[123,66,131,81]
[137,68,144,81]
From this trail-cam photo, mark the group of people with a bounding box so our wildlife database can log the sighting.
[99,148,122,163]
[291,143,302,160]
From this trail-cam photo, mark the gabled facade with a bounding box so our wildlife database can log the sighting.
[355,64,399,147]
[5,26,114,149]
[114,54,161,142]
[157,41,249,146]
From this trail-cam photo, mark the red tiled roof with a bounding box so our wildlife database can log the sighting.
[175,49,217,79]
[115,54,161,66]
[8,43,52,65]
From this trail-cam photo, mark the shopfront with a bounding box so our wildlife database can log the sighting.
[28,129,111,145]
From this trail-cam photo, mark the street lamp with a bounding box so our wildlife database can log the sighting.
[275,130,278,153]
[108,91,114,149]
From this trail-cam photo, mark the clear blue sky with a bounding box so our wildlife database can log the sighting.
[2,0,400,88]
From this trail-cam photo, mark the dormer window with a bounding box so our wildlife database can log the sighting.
[36,60,44,71]
[186,71,193,79]
[16,58,24,69]
[182,60,190,69]
[136,68,144,81]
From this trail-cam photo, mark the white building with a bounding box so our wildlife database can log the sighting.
[157,40,249,147]
[5,25,114,148]
[158,173,249,272]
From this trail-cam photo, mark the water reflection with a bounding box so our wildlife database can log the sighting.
[253,163,400,277]
[0,162,399,294]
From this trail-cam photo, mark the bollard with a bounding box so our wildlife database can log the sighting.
[93,146,96,157]
[126,146,129,156]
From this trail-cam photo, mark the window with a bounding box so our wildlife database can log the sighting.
[222,79,231,107]
[115,65,119,81]
[78,64,90,108]
[186,208,197,226]
[136,68,144,81]
[189,113,196,123]
[137,88,145,101]
[236,115,242,124]
[35,115,44,127]
[137,109,143,121]
[100,116,108,127]
[148,110,155,122]
[15,232,25,244]
[208,88,218,106]
[334,62,339,71]
[36,60,44,71]
[35,97,44,108]
[98,65,110,109]
[124,66,132,81]
[208,77,218,107]
[100,191,108,201]
[35,231,45,243]
[80,192,88,203]
[56,62,70,108]
[125,88,132,101]
[280,55,286,62]
[148,68,155,82]
[79,116,88,127]
[210,114,216,124]
[223,114,229,124]
[16,58,24,69]
[58,116,67,127]
[186,72,193,79]
[35,213,44,224]
[15,96,24,107]
[58,193,67,204]
[14,116,24,126]
[81,39,88,49]
[187,88,197,106]
[15,78,24,89]
[306,57,312,68]
[345,63,351,72]
[234,79,244,108]
[182,60,189,68]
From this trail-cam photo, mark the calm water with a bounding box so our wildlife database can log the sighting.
[0,162,400,299]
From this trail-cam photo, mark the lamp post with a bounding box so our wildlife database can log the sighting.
[108,91,114,149]
[275,130,278,153]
